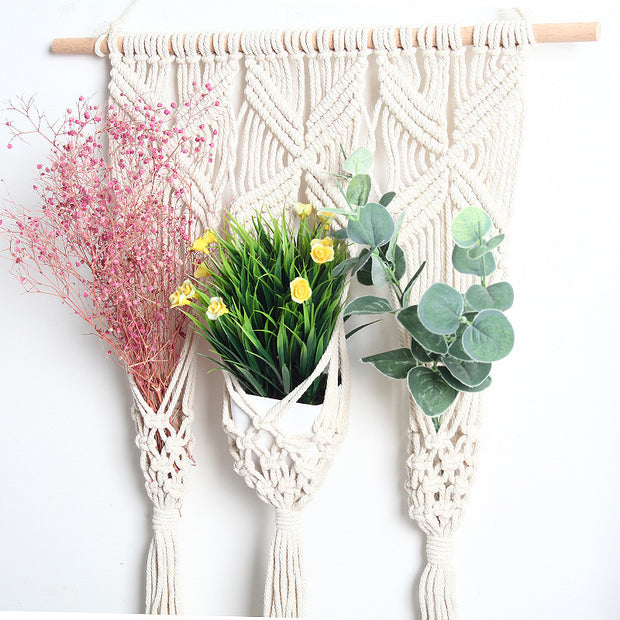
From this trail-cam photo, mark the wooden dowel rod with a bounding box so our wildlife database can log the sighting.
[51,22,601,56]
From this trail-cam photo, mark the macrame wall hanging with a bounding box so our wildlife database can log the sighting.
[51,13,599,619]
[100,20,532,619]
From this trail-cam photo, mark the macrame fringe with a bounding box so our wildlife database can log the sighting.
[145,508,182,614]
[264,509,306,618]
[419,536,457,620]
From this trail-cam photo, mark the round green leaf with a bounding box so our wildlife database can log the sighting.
[362,348,417,379]
[438,366,492,393]
[466,282,514,311]
[441,355,491,387]
[407,367,458,418]
[343,147,373,175]
[397,306,448,354]
[452,245,496,277]
[462,309,514,362]
[348,202,394,247]
[418,283,464,335]
[346,174,371,206]
[451,206,492,248]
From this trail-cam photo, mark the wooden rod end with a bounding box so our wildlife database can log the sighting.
[51,37,104,55]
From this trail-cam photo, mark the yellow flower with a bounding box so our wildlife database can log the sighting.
[318,211,333,224]
[311,237,333,248]
[293,202,313,218]
[206,296,229,320]
[194,262,210,278]
[169,289,182,308]
[170,280,197,308]
[290,277,312,303]
[190,230,217,253]
[180,279,196,299]
[310,238,335,264]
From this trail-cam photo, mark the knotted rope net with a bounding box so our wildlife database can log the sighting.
[129,333,197,614]
[222,320,350,618]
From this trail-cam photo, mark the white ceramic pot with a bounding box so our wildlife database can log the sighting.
[231,393,321,435]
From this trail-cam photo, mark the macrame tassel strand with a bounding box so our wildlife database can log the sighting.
[146,508,182,615]
[264,509,306,618]
[419,536,457,620]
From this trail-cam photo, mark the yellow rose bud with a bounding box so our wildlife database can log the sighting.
[194,262,210,278]
[169,289,181,308]
[293,202,313,218]
[190,230,218,253]
[180,279,197,299]
[311,237,333,248]
[206,296,229,320]
[290,277,312,303]
[310,243,334,264]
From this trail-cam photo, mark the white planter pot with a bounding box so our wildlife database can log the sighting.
[231,393,321,435]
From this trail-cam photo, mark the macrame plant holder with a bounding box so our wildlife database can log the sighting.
[102,15,533,617]
[103,31,224,613]
[374,21,534,620]
[129,334,197,614]
[223,321,350,618]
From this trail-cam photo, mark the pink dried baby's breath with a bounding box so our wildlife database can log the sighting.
[1,93,217,410]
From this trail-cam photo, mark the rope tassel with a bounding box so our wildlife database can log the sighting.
[130,335,197,615]
[264,509,306,618]
[146,508,182,614]
[419,536,457,620]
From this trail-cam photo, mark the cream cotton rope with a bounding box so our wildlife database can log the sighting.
[129,333,197,614]
[223,319,350,618]
[103,16,533,617]
[373,21,534,620]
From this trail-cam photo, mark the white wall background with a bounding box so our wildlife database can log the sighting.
[0,2,618,619]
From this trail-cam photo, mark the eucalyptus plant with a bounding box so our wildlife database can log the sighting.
[324,147,515,430]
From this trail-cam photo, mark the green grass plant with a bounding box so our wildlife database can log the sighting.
[186,211,348,405]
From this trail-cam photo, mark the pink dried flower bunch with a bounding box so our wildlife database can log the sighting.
[1,92,217,410]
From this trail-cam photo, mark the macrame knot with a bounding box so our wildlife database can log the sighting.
[152,507,179,531]
[426,535,454,566]
[276,509,302,532]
